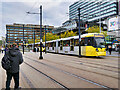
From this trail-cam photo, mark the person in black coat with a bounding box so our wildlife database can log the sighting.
[5,44,23,90]
[37,47,39,52]
[108,45,112,55]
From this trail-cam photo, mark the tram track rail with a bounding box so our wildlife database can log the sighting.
[76,58,119,69]
[21,70,36,88]
[30,52,119,70]
[44,59,119,74]
[24,56,119,80]
[27,53,119,74]
[69,61,119,73]
[24,56,116,90]
[76,60,119,69]
[24,62,69,90]
[60,55,119,70]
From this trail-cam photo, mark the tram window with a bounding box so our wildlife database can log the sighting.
[48,43,50,47]
[70,39,74,45]
[74,39,79,46]
[49,43,51,47]
[54,42,56,47]
[50,43,52,47]
[63,40,70,46]
[87,37,93,46]
[81,38,85,46]
[58,41,60,47]
[52,42,55,47]
[87,38,91,46]
[92,38,96,47]
[50,43,53,47]
[60,41,63,45]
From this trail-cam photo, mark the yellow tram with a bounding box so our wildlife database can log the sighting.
[45,33,106,57]
[80,33,106,56]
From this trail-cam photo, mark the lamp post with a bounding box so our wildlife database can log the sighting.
[45,25,47,54]
[39,5,43,59]
[26,5,43,59]
[23,24,24,54]
[5,33,8,55]
[78,8,81,57]
[33,28,35,51]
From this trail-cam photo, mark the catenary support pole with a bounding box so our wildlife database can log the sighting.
[45,25,46,54]
[39,5,43,59]
[23,24,24,54]
[78,8,81,57]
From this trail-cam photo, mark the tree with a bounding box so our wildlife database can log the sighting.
[86,25,107,37]
[28,30,77,43]
[60,31,77,38]
[42,33,59,42]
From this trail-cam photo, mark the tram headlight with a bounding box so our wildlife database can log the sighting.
[96,49,99,52]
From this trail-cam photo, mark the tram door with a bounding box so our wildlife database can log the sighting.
[60,40,63,50]
[53,42,56,51]
[70,38,74,51]
[52,42,54,50]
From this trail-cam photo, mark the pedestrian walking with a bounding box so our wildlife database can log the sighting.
[105,45,108,54]
[108,45,112,55]
[37,47,39,52]
[1,44,23,90]
[33,47,37,52]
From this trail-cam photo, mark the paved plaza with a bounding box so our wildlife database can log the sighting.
[0,52,119,89]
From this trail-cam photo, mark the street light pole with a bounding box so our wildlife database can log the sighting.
[39,5,43,59]
[23,24,24,54]
[45,25,47,54]
[26,5,43,59]
[33,28,35,50]
[78,8,81,57]
[5,33,8,55]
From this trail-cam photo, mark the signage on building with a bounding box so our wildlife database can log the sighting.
[63,23,77,30]
[108,16,120,31]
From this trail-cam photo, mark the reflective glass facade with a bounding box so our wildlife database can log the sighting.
[69,0,118,22]
[6,23,54,44]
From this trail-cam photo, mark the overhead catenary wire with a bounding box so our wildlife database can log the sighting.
[21,0,40,24]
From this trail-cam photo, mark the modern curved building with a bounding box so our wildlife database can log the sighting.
[69,0,118,22]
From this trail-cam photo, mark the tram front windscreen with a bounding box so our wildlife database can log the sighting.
[94,37,105,48]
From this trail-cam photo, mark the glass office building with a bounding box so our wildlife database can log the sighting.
[69,0,118,22]
[6,23,54,45]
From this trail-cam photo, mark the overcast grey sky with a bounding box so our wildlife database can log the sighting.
[0,0,77,38]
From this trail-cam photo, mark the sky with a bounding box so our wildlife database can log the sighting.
[0,0,77,38]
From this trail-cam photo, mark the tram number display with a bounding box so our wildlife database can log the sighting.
[94,34,104,37]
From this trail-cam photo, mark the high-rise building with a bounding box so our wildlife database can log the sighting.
[6,23,54,45]
[69,0,118,22]
[68,0,119,49]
